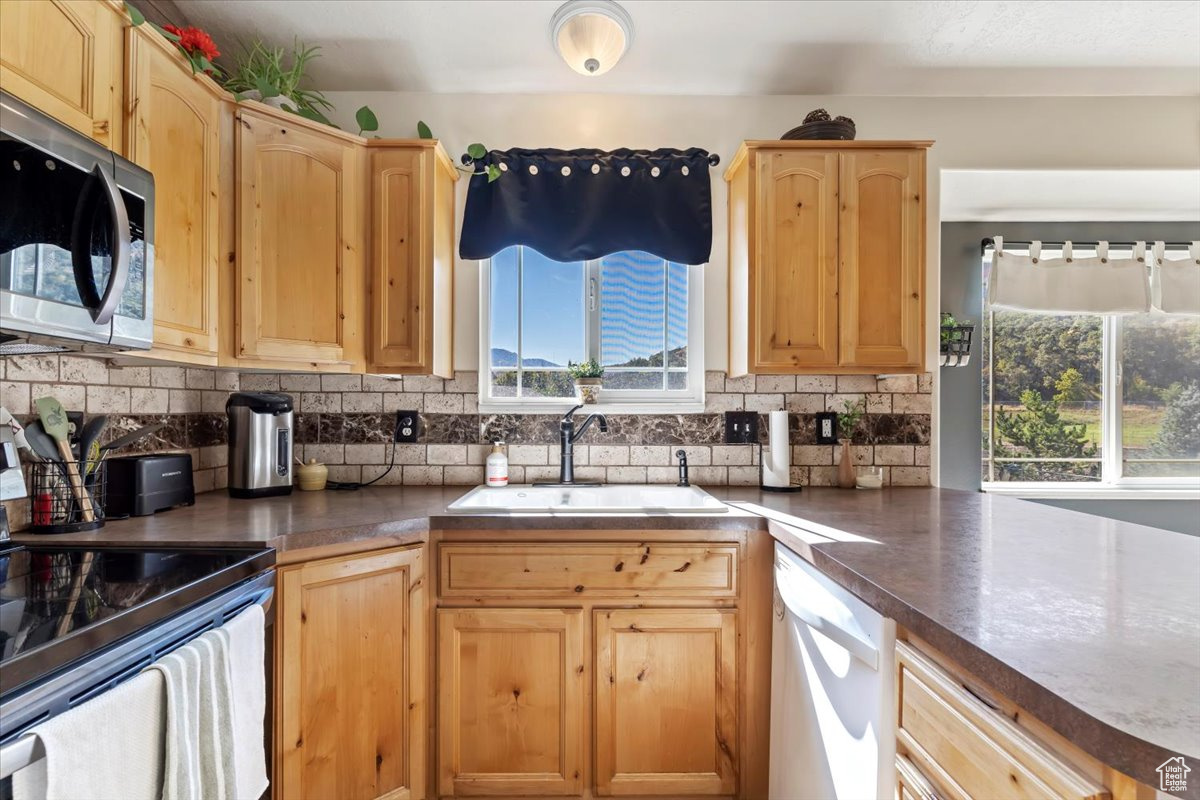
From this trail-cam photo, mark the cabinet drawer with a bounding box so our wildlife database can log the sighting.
[896,755,942,800]
[439,543,739,598]
[896,641,1107,800]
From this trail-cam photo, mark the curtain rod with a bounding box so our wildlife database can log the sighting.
[980,237,1195,255]
[460,152,721,167]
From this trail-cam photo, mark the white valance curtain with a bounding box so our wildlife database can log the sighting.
[988,237,1200,316]
[1152,241,1200,316]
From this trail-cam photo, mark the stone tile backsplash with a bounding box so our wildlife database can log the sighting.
[2,355,235,499]
[250,369,933,488]
[1,356,933,507]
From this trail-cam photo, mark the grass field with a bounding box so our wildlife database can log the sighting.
[984,403,1165,451]
[1059,404,1164,450]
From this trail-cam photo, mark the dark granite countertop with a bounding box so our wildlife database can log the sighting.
[17,484,1199,792]
[714,486,1200,797]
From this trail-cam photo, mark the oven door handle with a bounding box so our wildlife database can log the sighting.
[71,162,131,325]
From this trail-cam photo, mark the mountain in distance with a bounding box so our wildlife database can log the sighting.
[491,346,688,369]
[491,348,560,368]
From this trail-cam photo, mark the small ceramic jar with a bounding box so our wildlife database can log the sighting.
[296,458,328,491]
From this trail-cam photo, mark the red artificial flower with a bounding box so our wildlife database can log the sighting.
[163,24,220,62]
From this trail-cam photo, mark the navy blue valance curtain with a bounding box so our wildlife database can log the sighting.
[459,147,716,265]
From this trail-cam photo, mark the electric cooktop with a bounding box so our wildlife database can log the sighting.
[0,545,273,694]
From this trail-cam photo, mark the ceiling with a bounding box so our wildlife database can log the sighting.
[177,0,1200,96]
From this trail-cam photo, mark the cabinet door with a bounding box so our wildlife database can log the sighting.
[838,150,924,369]
[751,150,839,371]
[0,0,122,148]
[125,30,221,360]
[594,608,737,796]
[236,107,364,367]
[278,546,426,800]
[438,608,584,797]
[368,144,454,376]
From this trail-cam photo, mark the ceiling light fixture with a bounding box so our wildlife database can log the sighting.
[550,0,635,77]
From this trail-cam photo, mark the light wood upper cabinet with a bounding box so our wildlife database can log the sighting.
[838,149,924,369]
[594,608,738,797]
[124,27,223,362]
[726,140,930,375]
[234,104,366,370]
[437,607,585,797]
[277,545,427,800]
[368,141,456,376]
[752,150,840,370]
[0,0,124,149]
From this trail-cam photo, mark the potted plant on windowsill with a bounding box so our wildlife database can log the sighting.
[568,359,605,405]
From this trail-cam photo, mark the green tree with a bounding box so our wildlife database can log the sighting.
[1150,382,1200,458]
[994,389,1098,481]
[1053,367,1096,403]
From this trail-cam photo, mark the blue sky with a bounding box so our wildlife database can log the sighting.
[490,247,585,366]
[490,246,687,368]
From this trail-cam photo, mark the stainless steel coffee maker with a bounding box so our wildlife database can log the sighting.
[226,392,293,498]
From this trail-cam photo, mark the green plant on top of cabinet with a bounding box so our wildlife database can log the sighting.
[726,140,931,376]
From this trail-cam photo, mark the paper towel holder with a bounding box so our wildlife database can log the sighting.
[755,441,803,493]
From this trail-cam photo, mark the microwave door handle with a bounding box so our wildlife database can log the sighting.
[70,163,130,325]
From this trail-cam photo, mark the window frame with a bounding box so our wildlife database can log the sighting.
[477,247,706,414]
[981,245,1200,499]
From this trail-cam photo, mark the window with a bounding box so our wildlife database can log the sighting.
[480,246,704,409]
[981,246,1200,491]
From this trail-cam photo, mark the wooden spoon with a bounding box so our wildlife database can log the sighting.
[33,397,94,523]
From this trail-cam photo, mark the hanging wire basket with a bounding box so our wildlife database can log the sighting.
[28,459,107,534]
[940,324,975,368]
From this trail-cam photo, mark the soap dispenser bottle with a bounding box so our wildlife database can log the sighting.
[485,441,509,487]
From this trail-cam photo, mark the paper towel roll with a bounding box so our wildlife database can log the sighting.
[763,410,790,487]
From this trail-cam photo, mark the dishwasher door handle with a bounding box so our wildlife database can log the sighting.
[775,561,880,670]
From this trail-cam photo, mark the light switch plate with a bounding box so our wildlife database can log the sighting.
[723,411,758,444]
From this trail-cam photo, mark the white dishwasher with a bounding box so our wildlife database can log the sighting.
[770,541,895,800]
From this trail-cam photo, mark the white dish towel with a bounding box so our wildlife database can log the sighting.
[146,646,204,800]
[12,669,166,800]
[218,604,270,800]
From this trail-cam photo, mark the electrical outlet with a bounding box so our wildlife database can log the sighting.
[394,411,420,443]
[815,411,838,444]
[723,411,759,444]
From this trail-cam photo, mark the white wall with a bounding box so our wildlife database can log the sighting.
[322,91,1200,372]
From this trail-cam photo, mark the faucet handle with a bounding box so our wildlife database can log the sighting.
[563,404,584,422]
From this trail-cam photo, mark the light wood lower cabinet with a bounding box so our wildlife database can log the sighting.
[0,0,124,149]
[896,640,1108,800]
[277,545,426,800]
[594,608,737,797]
[437,608,585,797]
[435,532,767,799]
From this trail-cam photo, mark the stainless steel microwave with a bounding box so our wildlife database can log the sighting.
[0,90,154,354]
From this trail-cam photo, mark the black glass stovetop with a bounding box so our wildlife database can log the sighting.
[0,545,273,695]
